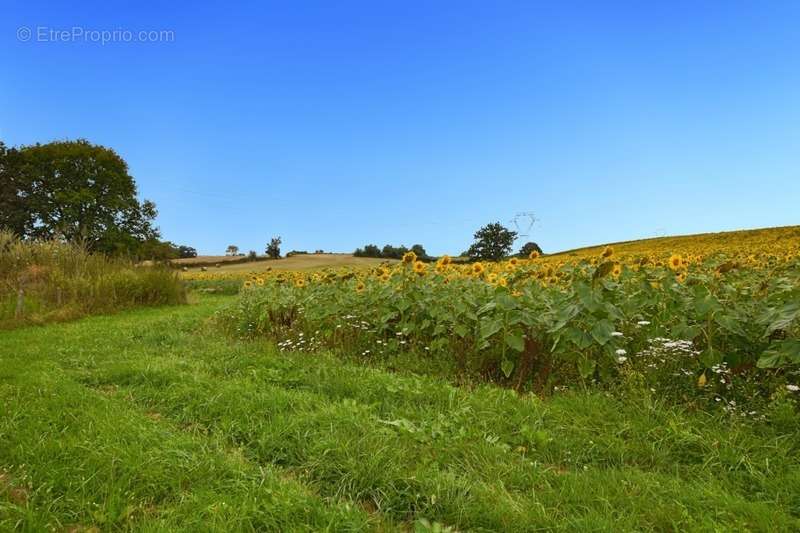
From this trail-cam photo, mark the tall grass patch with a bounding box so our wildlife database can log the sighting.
[0,231,185,328]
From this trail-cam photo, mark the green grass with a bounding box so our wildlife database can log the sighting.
[2,295,799,531]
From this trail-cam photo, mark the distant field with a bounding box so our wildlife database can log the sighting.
[180,253,395,272]
[549,225,800,258]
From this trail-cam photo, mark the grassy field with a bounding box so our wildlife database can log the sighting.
[2,294,799,531]
[180,254,394,272]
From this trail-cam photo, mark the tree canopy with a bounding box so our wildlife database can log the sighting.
[467,222,517,261]
[0,139,160,256]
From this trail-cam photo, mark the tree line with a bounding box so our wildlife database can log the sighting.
[354,223,542,262]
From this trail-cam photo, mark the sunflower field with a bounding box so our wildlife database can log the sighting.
[208,227,800,411]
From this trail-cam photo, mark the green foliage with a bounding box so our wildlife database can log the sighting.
[266,236,282,259]
[0,230,185,327]
[226,244,239,256]
[355,243,431,260]
[1,298,798,531]
[220,254,800,404]
[468,222,517,261]
[178,245,197,259]
[518,241,543,257]
[0,139,159,256]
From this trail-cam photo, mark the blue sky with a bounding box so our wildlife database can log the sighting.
[2,1,799,255]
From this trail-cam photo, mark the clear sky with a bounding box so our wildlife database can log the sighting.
[2,1,799,255]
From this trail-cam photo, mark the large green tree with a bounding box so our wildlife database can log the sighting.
[467,222,518,261]
[0,139,159,255]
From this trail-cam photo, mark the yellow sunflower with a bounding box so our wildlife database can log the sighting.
[472,262,485,275]
[402,251,417,264]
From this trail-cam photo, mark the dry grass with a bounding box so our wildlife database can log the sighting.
[182,254,395,272]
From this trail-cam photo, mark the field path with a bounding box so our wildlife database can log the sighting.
[2,297,799,531]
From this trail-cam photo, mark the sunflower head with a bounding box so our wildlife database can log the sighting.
[355,281,366,292]
[402,251,417,264]
[498,276,508,287]
[668,254,683,271]
[528,250,540,260]
[413,261,427,275]
[295,278,306,288]
[601,246,614,258]
[612,263,622,278]
[509,257,519,266]
[439,255,452,266]
[472,262,485,275]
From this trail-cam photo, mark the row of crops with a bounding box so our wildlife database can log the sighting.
[211,233,800,411]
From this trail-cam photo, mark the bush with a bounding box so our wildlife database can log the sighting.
[0,231,186,328]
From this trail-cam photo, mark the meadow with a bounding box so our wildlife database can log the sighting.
[2,226,800,531]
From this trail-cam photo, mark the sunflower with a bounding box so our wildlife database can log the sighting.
[439,255,452,266]
[413,261,427,275]
[509,257,519,266]
[528,250,540,260]
[243,280,253,288]
[294,278,306,288]
[601,246,614,258]
[676,271,687,283]
[380,273,391,282]
[355,281,366,292]
[498,276,508,287]
[668,254,683,271]
[472,262,485,275]
[402,251,417,264]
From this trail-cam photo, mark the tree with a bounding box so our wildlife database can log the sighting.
[226,244,239,256]
[467,222,517,261]
[410,244,428,260]
[0,142,32,237]
[0,139,159,255]
[518,241,543,257]
[177,245,197,259]
[266,236,282,259]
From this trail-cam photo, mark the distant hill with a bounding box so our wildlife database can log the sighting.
[548,225,800,258]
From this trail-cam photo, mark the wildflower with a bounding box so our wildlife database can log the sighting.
[637,320,651,326]
[787,384,800,392]
[616,355,628,363]
[615,349,627,356]
[295,278,306,288]
[402,251,417,264]
[611,331,623,337]
[668,254,683,271]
